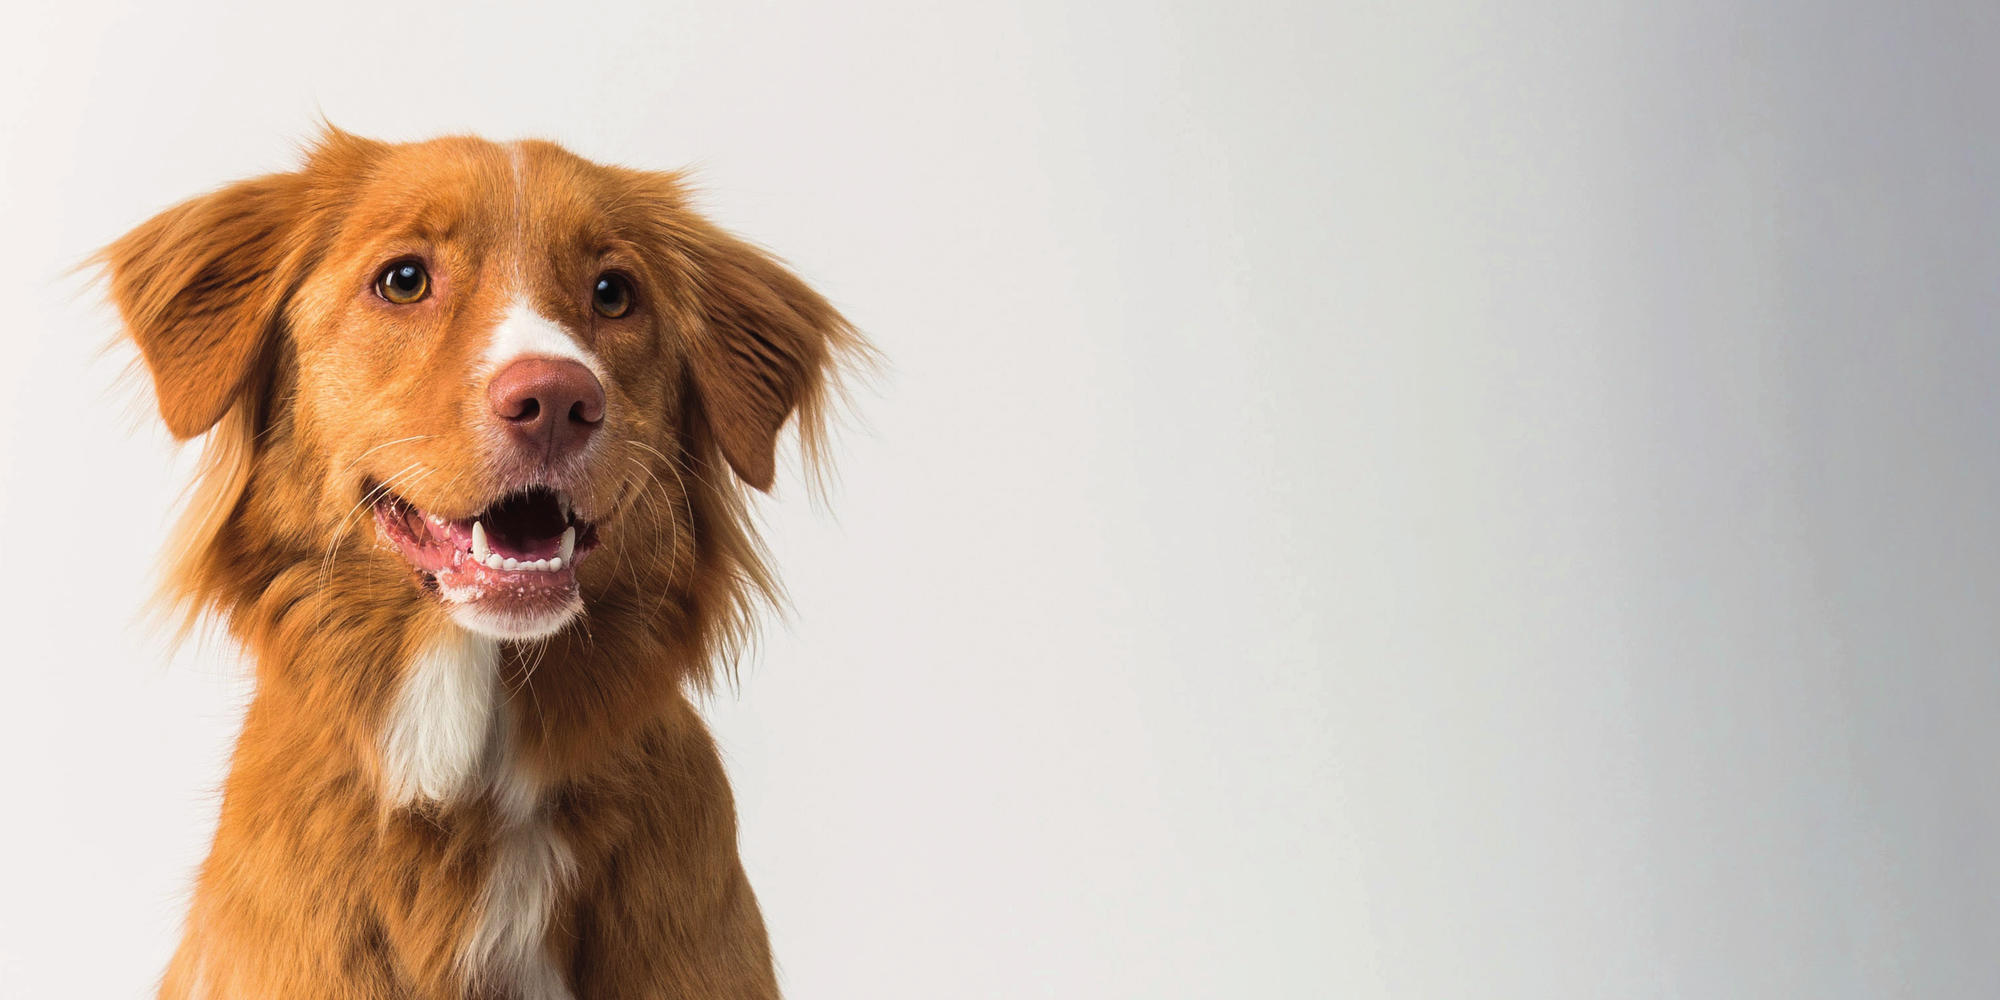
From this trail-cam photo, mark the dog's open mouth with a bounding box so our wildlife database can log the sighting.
[372,485,602,624]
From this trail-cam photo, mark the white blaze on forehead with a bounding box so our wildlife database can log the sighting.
[483,297,603,379]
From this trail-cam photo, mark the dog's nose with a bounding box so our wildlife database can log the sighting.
[488,358,605,460]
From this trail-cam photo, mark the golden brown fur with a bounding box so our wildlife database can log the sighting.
[101,129,865,999]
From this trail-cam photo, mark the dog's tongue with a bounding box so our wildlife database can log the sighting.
[370,504,455,574]
[474,520,565,561]
[481,490,569,559]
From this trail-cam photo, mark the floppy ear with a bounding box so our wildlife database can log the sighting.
[686,230,852,492]
[102,172,309,438]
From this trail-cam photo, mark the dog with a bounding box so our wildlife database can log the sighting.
[101,128,864,999]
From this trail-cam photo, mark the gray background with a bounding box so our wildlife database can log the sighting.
[2,0,1995,997]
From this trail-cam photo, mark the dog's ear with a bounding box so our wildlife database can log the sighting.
[685,228,853,492]
[102,172,310,439]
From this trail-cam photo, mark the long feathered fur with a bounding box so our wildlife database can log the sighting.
[100,128,869,999]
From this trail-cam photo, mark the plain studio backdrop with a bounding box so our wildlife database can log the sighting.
[3,0,1997,997]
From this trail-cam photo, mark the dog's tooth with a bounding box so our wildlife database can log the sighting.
[471,521,490,561]
[559,526,576,562]
[549,556,563,571]
[503,557,520,571]
[486,553,504,570]
[533,559,550,571]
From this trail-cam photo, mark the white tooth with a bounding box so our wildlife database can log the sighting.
[486,553,504,570]
[532,559,550,571]
[548,556,563,571]
[559,526,576,562]
[471,521,490,561]
[503,557,519,571]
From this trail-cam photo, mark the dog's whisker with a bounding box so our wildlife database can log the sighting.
[341,435,438,474]
[632,438,724,500]
[649,451,697,585]
[607,471,642,597]
[319,461,427,589]
[321,464,439,591]
[622,455,693,628]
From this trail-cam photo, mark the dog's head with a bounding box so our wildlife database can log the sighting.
[102,130,860,650]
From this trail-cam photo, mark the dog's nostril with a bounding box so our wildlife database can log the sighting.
[487,357,606,457]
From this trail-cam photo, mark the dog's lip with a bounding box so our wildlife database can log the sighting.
[370,485,602,586]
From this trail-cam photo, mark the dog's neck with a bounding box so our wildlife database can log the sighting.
[221,549,704,802]
[378,624,511,809]
[367,623,582,999]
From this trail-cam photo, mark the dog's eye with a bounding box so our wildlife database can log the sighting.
[376,261,430,304]
[592,273,633,319]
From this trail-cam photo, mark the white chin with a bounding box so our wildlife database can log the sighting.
[445,598,583,641]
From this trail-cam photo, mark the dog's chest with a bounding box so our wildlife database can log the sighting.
[380,627,577,1000]
[468,777,576,1000]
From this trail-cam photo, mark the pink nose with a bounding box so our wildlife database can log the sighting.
[488,358,605,461]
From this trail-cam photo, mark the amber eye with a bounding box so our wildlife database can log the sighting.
[376,260,429,304]
[592,273,633,319]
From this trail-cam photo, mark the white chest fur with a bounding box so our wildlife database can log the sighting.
[380,626,577,1000]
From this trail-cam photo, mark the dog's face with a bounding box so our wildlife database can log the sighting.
[105,131,852,643]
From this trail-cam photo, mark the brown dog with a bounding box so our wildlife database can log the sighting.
[102,128,864,999]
